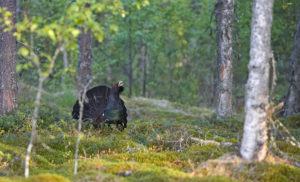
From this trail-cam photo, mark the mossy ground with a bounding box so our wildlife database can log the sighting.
[0,91,299,181]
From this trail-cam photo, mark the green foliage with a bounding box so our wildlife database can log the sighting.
[0,0,300,181]
[0,105,32,132]
[2,0,297,106]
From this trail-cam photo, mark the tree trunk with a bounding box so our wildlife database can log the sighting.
[0,0,18,115]
[240,0,274,161]
[128,10,133,98]
[215,0,234,119]
[61,46,68,88]
[283,19,300,117]
[139,44,148,97]
[78,28,92,93]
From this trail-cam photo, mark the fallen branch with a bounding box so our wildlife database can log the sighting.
[191,137,233,147]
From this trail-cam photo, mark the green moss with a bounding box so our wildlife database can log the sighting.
[192,176,238,182]
[127,173,237,182]
[102,151,184,169]
[68,158,190,180]
[0,174,70,182]
[1,96,300,181]
[283,115,300,128]
[181,144,228,164]
[28,174,71,182]
[276,141,300,161]
[254,163,300,182]
[127,171,170,182]
[227,138,239,144]
[280,115,300,139]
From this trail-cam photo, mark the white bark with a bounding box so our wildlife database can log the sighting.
[73,94,84,175]
[240,0,274,161]
[215,0,234,119]
[25,45,62,178]
[25,79,42,178]
[74,78,93,175]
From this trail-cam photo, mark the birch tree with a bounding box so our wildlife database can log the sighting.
[0,0,17,115]
[240,0,274,161]
[25,45,63,178]
[215,0,234,119]
[283,17,300,117]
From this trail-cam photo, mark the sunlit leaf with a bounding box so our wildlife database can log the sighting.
[47,29,56,41]
[110,24,118,32]
[71,28,81,37]
[42,72,48,77]
[16,64,22,72]
[136,2,141,9]
[19,47,29,57]
[142,0,150,6]
[30,23,38,32]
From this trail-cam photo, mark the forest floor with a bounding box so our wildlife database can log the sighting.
[0,90,300,182]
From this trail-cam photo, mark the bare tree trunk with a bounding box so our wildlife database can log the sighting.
[240,0,274,161]
[63,48,69,70]
[106,59,112,83]
[24,78,42,178]
[25,43,62,178]
[283,19,300,117]
[73,81,91,175]
[215,0,234,119]
[141,45,148,97]
[128,10,133,98]
[0,0,18,115]
[78,28,92,93]
[73,94,84,175]
[61,45,68,88]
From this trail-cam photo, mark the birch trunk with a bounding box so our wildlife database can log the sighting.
[0,0,17,115]
[240,0,274,161]
[78,28,92,93]
[25,45,62,178]
[283,20,300,117]
[215,0,234,119]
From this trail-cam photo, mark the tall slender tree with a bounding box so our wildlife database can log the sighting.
[139,44,148,97]
[215,0,234,119]
[0,0,18,115]
[240,0,274,161]
[283,15,300,117]
[78,28,92,92]
[127,7,133,98]
[142,45,148,97]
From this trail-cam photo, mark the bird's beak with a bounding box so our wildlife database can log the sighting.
[118,81,124,87]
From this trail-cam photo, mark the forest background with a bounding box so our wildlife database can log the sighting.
[14,0,299,107]
[0,0,300,181]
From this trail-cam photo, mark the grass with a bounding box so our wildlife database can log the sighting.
[0,90,299,181]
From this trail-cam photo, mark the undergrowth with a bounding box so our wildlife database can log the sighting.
[0,91,299,181]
